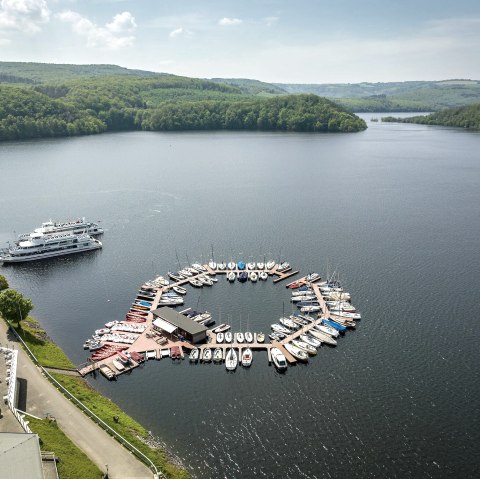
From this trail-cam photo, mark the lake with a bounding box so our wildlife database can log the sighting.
[1,115,479,478]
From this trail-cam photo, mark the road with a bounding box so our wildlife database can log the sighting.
[0,320,153,479]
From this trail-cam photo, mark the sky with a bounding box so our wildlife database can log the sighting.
[1,0,480,83]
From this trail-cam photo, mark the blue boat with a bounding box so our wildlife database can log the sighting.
[237,261,246,270]
[238,271,248,282]
[136,300,152,307]
[322,319,347,332]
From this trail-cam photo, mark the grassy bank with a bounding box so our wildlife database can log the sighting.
[28,416,103,478]
[51,373,189,479]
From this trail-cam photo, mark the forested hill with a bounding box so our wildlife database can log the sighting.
[0,71,366,141]
[381,103,480,130]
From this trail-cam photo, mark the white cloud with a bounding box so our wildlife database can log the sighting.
[218,17,242,26]
[56,10,137,48]
[264,16,278,27]
[169,27,193,38]
[0,37,10,44]
[0,0,50,33]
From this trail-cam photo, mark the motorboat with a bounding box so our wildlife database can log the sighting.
[112,359,125,371]
[323,291,351,301]
[322,319,347,332]
[95,328,110,336]
[227,271,236,282]
[198,275,214,286]
[179,268,192,277]
[284,343,308,362]
[189,348,199,361]
[309,329,337,346]
[173,285,187,295]
[18,217,103,240]
[168,271,182,281]
[209,275,218,283]
[216,332,224,343]
[202,348,212,362]
[279,317,298,330]
[237,271,248,283]
[269,332,285,341]
[292,339,317,355]
[154,276,169,286]
[188,278,203,287]
[287,281,302,289]
[242,348,253,367]
[236,332,245,343]
[213,348,223,362]
[327,301,357,312]
[225,348,238,371]
[306,272,321,282]
[300,334,321,348]
[225,331,233,343]
[259,271,268,281]
[291,295,316,302]
[271,323,291,335]
[249,272,258,282]
[227,262,236,270]
[316,324,340,338]
[244,331,253,343]
[266,260,276,270]
[247,262,256,270]
[237,261,246,270]
[330,310,361,320]
[277,262,290,272]
[271,347,287,370]
[295,301,320,308]
[256,332,265,343]
[292,287,313,295]
[208,260,217,270]
[213,323,231,333]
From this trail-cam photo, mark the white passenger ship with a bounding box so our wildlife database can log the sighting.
[0,232,102,263]
[18,217,103,240]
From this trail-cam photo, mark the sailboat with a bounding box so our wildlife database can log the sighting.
[225,347,238,371]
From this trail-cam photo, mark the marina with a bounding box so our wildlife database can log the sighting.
[78,260,359,378]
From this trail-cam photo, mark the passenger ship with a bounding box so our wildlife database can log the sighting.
[18,217,103,240]
[0,232,102,263]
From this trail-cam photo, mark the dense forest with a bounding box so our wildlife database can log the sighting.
[0,66,367,141]
[381,103,480,129]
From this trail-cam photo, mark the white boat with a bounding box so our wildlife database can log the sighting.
[316,324,339,338]
[259,271,268,281]
[0,232,102,263]
[277,262,290,272]
[244,331,253,343]
[189,348,199,361]
[225,348,237,371]
[257,262,264,270]
[95,328,110,336]
[208,261,217,270]
[300,305,321,313]
[225,331,233,343]
[291,289,314,296]
[327,301,356,312]
[291,295,316,302]
[284,343,308,362]
[154,276,169,286]
[172,285,187,295]
[266,260,276,270]
[242,348,253,367]
[249,272,258,282]
[330,310,361,320]
[112,359,125,371]
[227,272,236,282]
[300,334,321,348]
[199,275,214,286]
[202,348,212,362]
[213,348,223,362]
[192,263,206,272]
[247,262,256,270]
[256,332,265,343]
[309,329,337,346]
[271,323,291,335]
[292,339,317,355]
[213,323,231,333]
[236,332,244,343]
[306,272,321,282]
[271,347,287,370]
[216,332,224,343]
[217,262,226,270]
[323,291,351,301]
[279,317,298,330]
[227,261,236,270]
[188,278,203,287]
[18,217,103,240]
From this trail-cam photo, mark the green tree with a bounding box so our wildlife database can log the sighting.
[0,289,33,324]
[0,274,8,291]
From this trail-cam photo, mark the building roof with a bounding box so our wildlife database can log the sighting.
[0,433,44,479]
[152,307,208,335]
[152,317,177,334]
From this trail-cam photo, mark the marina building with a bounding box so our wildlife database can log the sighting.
[152,307,208,344]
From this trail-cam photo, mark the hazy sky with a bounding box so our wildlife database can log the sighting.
[1,0,479,83]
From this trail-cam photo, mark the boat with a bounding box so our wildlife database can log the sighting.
[249,272,258,282]
[322,318,347,332]
[198,275,214,286]
[284,343,308,362]
[316,324,340,338]
[217,262,226,270]
[188,278,203,287]
[237,261,246,270]
[168,271,182,281]
[279,317,298,330]
[323,291,351,301]
[202,348,212,362]
[287,281,302,289]
[209,276,218,283]
[309,329,337,346]
[227,272,236,282]
[306,272,321,282]
[242,348,253,367]
[95,328,110,336]
[270,347,287,371]
[179,268,192,277]
[295,301,320,308]
[0,231,102,263]
[291,287,313,296]
[172,285,187,295]
[300,305,321,313]
[192,263,206,272]
[18,217,103,240]
[277,262,290,272]
[237,271,248,283]
[247,262,256,270]
[266,260,276,270]
[227,261,236,270]
[208,260,217,270]
[292,339,317,355]
[256,332,265,343]
[213,348,223,362]
[153,276,169,286]
[327,301,357,312]
[236,332,245,343]
[269,332,286,341]
[225,348,238,371]
[300,334,321,348]
[216,332,224,343]
[112,359,125,371]
[225,331,233,343]
[136,299,152,307]
[99,365,116,380]
[244,331,253,343]
[291,295,316,302]
[271,323,291,335]
[330,310,361,320]
[213,323,231,333]
[189,348,199,361]
[259,271,268,281]
[257,262,264,270]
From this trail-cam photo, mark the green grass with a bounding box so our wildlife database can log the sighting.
[28,417,103,479]
[12,317,75,369]
[51,373,189,479]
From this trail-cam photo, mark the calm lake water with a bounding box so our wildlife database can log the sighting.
[1,115,479,478]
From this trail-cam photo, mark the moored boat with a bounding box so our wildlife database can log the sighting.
[284,343,308,362]
[216,332,224,343]
[173,285,187,295]
[271,347,287,371]
[189,348,199,361]
[244,331,253,343]
[309,329,337,346]
[225,331,233,343]
[242,348,253,367]
[213,348,223,362]
[236,332,245,343]
[225,348,238,371]
[18,217,103,240]
[300,334,322,348]
[259,271,268,281]
[292,339,317,355]
[202,348,212,362]
[213,323,231,333]
[256,332,265,343]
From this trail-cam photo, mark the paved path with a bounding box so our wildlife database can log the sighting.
[0,320,153,479]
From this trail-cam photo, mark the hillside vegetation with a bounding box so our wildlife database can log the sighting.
[0,63,367,141]
[382,103,480,129]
